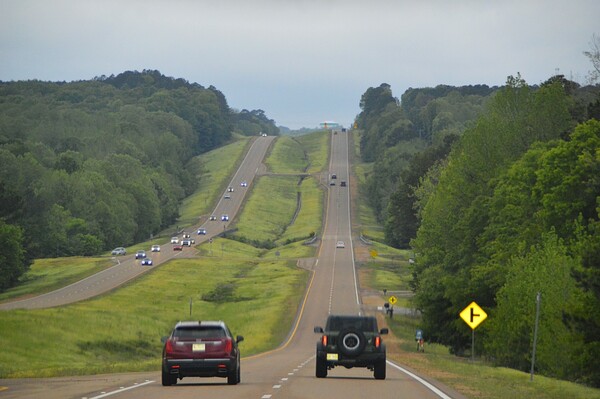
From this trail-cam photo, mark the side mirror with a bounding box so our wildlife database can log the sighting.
[379,328,389,335]
[236,335,244,343]
[314,326,324,333]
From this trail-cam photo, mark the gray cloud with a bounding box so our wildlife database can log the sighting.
[1,0,598,128]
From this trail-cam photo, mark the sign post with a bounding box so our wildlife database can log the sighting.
[460,301,488,361]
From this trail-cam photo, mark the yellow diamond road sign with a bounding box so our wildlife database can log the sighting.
[460,301,487,330]
[388,296,397,305]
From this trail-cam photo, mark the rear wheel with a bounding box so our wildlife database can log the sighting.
[374,359,386,380]
[316,356,327,378]
[161,370,177,386]
[227,368,238,385]
[228,361,240,385]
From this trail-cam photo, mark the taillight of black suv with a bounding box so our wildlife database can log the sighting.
[314,315,388,379]
[161,320,244,386]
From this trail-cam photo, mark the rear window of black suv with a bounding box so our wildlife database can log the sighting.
[326,316,377,332]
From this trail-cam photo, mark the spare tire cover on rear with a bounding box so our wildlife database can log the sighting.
[337,328,366,357]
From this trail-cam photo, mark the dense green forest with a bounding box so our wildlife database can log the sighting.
[356,75,600,386]
[0,70,278,291]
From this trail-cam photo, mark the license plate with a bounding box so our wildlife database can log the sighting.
[326,353,338,361]
[192,343,206,352]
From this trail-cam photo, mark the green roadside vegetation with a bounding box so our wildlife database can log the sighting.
[176,136,251,229]
[266,131,329,174]
[0,131,326,378]
[0,138,253,304]
[0,254,307,377]
[0,257,114,302]
[352,131,600,399]
[353,159,385,242]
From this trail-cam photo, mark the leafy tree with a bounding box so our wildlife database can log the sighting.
[0,69,276,273]
[0,219,26,291]
[385,134,457,248]
[411,76,573,353]
[485,232,583,380]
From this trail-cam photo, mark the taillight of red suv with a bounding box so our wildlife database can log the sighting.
[164,339,174,357]
[224,338,233,354]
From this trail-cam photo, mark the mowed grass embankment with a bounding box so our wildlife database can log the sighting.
[265,131,329,175]
[0,253,307,378]
[178,136,251,228]
[232,129,326,253]
[0,257,115,303]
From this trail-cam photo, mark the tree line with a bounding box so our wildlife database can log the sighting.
[356,75,600,386]
[0,70,278,291]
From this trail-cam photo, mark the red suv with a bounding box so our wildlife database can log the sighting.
[161,320,244,386]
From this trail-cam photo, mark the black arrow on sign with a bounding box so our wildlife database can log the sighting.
[470,307,480,322]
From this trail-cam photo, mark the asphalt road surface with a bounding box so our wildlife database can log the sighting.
[0,132,465,399]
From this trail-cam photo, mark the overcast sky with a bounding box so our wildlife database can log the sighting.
[1,0,598,129]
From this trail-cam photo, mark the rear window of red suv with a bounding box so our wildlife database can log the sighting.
[173,326,225,339]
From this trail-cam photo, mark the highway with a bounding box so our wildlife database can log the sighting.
[0,132,465,399]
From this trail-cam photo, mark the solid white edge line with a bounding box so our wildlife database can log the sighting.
[345,132,361,310]
[343,131,451,398]
[387,361,453,399]
[88,380,155,399]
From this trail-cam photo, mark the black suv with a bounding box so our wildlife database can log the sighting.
[314,315,388,379]
[161,321,244,386]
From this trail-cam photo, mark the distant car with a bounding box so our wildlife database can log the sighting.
[240,181,248,187]
[182,233,190,239]
[336,241,345,248]
[151,244,161,252]
[171,237,179,244]
[224,193,231,199]
[135,250,147,259]
[210,215,217,221]
[182,239,192,246]
[331,174,337,179]
[227,186,234,192]
[161,320,244,386]
[261,133,267,137]
[173,244,183,251]
[141,257,153,266]
[330,181,336,186]
[111,247,126,256]
[197,228,207,235]
[340,181,347,187]
[221,214,229,221]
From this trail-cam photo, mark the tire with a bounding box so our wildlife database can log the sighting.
[161,369,177,386]
[316,356,327,378]
[337,328,366,357]
[228,367,239,385]
[374,359,386,380]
